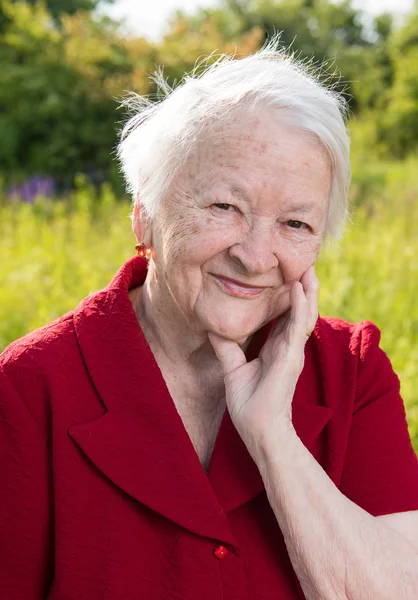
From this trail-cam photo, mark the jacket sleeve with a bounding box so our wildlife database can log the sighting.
[339,322,418,516]
[0,365,53,598]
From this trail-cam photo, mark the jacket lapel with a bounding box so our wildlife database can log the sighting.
[69,257,236,547]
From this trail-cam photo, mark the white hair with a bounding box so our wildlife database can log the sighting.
[117,38,351,239]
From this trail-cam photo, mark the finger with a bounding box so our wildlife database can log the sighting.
[289,281,309,337]
[264,308,289,344]
[271,282,308,376]
[300,266,319,333]
[208,332,247,376]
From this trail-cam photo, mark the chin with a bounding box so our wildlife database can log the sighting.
[207,315,265,345]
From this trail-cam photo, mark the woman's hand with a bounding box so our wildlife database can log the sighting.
[208,266,319,462]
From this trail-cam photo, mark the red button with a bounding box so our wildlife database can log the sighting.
[214,544,228,559]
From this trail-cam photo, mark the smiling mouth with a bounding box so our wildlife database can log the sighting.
[211,274,268,298]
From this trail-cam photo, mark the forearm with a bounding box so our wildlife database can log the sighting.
[256,424,418,600]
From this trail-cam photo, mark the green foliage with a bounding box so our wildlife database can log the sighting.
[168,0,380,106]
[29,0,102,19]
[376,8,418,156]
[1,0,110,25]
[0,0,151,185]
[2,0,418,182]
[184,0,370,54]
[0,184,132,346]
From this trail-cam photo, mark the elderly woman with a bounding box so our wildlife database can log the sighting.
[1,44,418,600]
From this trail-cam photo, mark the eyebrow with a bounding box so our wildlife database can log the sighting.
[229,184,251,202]
[279,203,316,215]
[228,185,317,216]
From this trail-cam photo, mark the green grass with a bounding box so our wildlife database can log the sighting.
[0,181,133,348]
[1,165,418,449]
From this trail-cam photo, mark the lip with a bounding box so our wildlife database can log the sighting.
[211,274,268,298]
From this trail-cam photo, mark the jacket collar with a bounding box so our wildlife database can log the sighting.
[69,256,332,549]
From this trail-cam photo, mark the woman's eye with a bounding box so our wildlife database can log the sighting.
[287,220,305,229]
[213,203,235,211]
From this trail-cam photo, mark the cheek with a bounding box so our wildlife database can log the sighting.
[156,210,200,264]
[280,238,322,281]
[173,214,236,261]
[158,215,229,275]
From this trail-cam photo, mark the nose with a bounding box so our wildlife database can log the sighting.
[228,231,279,274]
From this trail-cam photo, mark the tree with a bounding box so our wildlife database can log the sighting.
[377,8,418,156]
[165,0,377,106]
[4,0,112,20]
[0,0,153,184]
[154,11,262,88]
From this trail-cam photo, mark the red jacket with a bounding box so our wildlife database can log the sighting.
[1,256,418,600]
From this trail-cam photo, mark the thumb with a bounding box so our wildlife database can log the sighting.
[208,332,247,376]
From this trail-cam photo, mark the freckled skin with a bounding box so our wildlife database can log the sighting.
[135,112,332,348]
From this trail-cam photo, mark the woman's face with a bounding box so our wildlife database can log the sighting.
[138,113,332,344]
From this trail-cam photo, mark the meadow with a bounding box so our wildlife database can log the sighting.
[1,156,418,449]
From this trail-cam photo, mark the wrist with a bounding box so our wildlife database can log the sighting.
[251,418,298,470]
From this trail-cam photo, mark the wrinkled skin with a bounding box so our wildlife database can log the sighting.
[133,112,332,358]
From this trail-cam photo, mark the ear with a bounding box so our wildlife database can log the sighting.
[132,200,152,247]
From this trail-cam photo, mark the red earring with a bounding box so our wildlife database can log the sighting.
[135,243,152,260]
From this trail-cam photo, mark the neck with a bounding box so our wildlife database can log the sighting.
[131,271,224,383]
[130,265,253,399]
[133,281,211,369]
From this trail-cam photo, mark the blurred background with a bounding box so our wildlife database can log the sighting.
[1,0,418,447]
